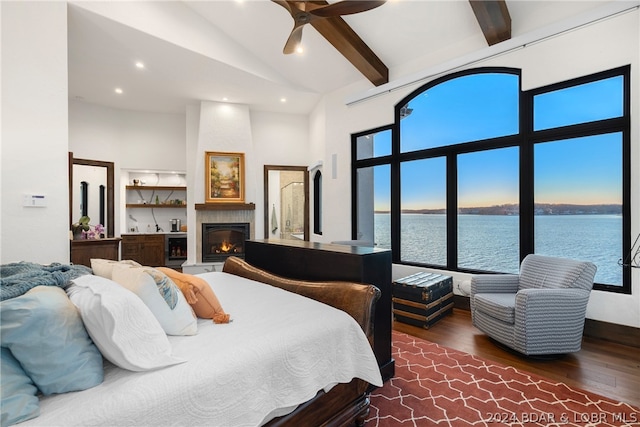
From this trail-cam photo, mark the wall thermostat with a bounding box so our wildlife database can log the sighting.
[23,194,47,207]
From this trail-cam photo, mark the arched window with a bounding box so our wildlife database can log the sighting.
[353,66,630,293]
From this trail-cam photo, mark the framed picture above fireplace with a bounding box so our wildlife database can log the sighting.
[205,151,245,203]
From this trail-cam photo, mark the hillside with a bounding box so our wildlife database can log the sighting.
[375,203,622,215]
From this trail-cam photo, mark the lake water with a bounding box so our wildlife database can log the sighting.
[374,213,622,285]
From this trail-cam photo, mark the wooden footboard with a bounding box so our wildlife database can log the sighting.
[222,256,381,426]
[222,256,380,347]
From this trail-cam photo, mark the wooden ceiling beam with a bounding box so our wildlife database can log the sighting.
[311,15,388,86]
[272,1,388,86]
[469,0,511,46]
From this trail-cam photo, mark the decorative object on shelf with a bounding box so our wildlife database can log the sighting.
[124,185,187,208]
[205,151,245,203]
[71,216,104,240]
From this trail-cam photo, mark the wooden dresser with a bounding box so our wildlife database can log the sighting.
[245,239,394,382]
[70,238,121,268]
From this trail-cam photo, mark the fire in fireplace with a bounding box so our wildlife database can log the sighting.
[202,223,250,262]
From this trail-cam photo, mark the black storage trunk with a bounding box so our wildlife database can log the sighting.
[392,272,454,329]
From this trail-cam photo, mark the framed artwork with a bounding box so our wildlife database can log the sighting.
[205,151,245,203]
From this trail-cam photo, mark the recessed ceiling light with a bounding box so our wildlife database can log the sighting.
[135,61,145,69]
[222,97,229,101]
[115,88,123,94]
[295,45,304,54]
[280,97,287,103]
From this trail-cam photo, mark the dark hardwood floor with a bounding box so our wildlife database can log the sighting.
[393,308,640,409]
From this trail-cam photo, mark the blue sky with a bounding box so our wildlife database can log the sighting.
[373,73,623,210]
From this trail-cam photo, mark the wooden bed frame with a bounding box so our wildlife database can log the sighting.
[222,257,381,427]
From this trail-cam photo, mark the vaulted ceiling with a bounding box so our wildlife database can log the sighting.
[67,0,616,115]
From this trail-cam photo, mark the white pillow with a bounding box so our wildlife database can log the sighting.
[111,266,197,336]
[90,258,141,280]
[67,275,185,372]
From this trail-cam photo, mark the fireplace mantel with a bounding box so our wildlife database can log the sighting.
[195,203,255,211]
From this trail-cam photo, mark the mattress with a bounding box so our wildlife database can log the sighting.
[19,272,382,427]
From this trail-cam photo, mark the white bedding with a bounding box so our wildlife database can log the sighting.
[19,272,382,427]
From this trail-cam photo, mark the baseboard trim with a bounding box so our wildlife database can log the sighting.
[584,318,640,348]
[454,295,470,311]
[454,295,640,348]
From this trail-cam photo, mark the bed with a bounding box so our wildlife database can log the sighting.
[1,256,382,427]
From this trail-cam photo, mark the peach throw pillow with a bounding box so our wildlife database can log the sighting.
[156,268,230,324]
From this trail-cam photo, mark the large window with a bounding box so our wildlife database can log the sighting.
[401,158,447,265]
[533,75,624,131]
[353,66,631,293]
[400,72,519,152]
[534,134,623,286]
[458,147,520,273]
[352,127,392,248]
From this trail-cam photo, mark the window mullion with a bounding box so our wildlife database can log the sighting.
[446,154,457,270]
[391,125,401,264]
[520,86,534,261]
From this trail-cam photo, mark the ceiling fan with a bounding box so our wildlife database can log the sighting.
[273,1,386,54]
[272,0,389,86]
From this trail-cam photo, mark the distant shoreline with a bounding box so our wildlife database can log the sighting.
[375,203,622,215]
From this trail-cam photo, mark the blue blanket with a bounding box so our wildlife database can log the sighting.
[0,262,92,301]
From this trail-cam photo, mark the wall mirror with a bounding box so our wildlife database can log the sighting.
[69,153,115,238]
[264,165,309,241]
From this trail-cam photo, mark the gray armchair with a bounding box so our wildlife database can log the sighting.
[470,254,597,356]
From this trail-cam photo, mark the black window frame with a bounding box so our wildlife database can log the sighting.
[352,65,631,294]
[313,170,322,235]
[350,124,395,241]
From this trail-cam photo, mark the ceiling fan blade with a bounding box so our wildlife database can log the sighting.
[283,23,304,54]
[311,1,386,18]
[271,0,296,14]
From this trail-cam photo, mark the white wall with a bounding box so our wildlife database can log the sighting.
[67,101,309,263]
[314,9,640,328]
[68,100,186,234]
[309,87,395,244]
[250,110,310,237]
[69,100,186,170]
[185,104,201,263]
[193,102,256,205]
[308,98,328,237]
[181,102,309,264]
[1,2,70,264]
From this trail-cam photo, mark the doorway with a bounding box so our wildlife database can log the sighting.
[263,165,309,241]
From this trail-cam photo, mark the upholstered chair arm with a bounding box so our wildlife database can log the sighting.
[514,288,591,354]
[471,274,520,295]
[515,288,591,317]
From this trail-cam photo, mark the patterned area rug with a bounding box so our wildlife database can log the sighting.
[367,332,640,426]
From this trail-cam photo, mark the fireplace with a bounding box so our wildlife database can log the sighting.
[202,223,250,262]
